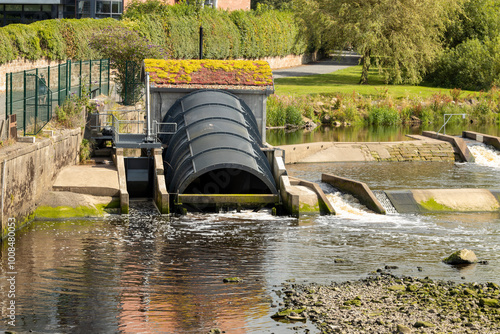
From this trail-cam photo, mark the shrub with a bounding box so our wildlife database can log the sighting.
[55,94,87,128]
[2,24,42,60]
[31,20,66,60]
[0,30,16,64]
[366,106,401,125]
[90,25,167,104]
[428,37,500,91]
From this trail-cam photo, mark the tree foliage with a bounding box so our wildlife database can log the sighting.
[443,0,500,48]
[90,26,167,104]
[294,0,463,84]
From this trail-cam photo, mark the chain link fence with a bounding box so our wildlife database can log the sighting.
[5,59,110,136]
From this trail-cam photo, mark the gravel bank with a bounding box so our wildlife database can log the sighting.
[273,272,500,333]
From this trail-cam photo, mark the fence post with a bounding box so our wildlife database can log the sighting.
[35,68,39,133]
[79,60,82,98]
[47,65,50,120]
[99,59,102,95]
[68,59,72,98]
[5,73,8,119]
[9,74,12,118]
[89,60,92,97]
[107,59,110,97]
[23,71,26,136]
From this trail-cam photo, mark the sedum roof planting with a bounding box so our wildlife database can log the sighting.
[144,59,273,90]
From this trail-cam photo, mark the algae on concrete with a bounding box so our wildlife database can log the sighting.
[418,198,454,212]
[34,200,120,219]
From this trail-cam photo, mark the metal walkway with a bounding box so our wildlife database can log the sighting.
[91,112,176,149]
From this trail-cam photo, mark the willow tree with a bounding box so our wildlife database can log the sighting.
[294,0,463,84]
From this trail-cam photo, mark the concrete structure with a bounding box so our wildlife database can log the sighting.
[463,131,500,151]
[322,173,385,214]
[422,131,475,162]
[278,136,456,164]
[0,128,82,237]
[386,189,500,213]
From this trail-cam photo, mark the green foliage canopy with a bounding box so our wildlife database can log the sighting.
[294,0,463,85]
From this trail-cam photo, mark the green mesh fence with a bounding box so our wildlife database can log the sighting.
[123,61,143,106]
[5,59,110,136]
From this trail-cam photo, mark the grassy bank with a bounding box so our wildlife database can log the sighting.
[269,66,500,128]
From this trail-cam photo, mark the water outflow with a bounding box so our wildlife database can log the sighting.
[373,190,398,214]
[468,144,500,168]
[160,90,278,196]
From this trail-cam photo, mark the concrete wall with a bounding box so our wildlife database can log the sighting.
[278,140,456,164]
[0,128,82,237]
[386,189,500,213]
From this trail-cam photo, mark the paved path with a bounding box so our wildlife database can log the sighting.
[273,52,360,79]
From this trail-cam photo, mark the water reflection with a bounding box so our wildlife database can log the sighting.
[267,123,500,146]
[1,207,500,333]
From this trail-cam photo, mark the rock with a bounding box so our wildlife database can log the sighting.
[413,321,435,328]
[395,324,411,333]
[479,298,499,308]
[410,115,421,124]
[443,249,478,265]
[388,285,406,291]
[385,265,398,270]
[223,277,242,283]
[207,329,222,334]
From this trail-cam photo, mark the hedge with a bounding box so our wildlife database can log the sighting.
[0,3,311,65]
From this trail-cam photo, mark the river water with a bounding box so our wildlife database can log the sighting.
[1,137,500,333]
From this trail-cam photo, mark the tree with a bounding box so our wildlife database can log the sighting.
[90,26,167,105]
[443,0,500,48]
[294,0,463,84]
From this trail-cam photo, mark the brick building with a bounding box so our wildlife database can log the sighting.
[1,0,249,27]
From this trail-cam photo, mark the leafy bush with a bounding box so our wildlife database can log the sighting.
[31,20,66,60]
[90,25,167,105]
[2,24,42,60]
[427,37,500,91]
[367,106,401,125]
[55,93,87,128]
[0,30,16,64]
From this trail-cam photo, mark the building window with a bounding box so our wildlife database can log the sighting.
[1,4,54,27]
[77,0,123,19]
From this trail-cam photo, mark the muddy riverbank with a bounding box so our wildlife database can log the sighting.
[273,270,500,333]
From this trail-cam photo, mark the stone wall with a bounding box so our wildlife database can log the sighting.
[0,128,82,237]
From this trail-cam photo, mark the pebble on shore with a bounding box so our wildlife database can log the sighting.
[272,272,500,333]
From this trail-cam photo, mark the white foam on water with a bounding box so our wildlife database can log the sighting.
[326,192,375,217]
[469,144,500,168]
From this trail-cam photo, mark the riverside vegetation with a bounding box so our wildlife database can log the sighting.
[267,66,500,128]
[273,271,500,333]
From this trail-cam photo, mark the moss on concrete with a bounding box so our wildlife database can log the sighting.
[299,202,320,214]
[34,200,120,219]
[418,198,453,212]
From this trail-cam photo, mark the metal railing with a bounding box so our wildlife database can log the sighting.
[6,59,110,136]
[91,111,177,145]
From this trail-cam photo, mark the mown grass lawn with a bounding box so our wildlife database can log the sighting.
[274,65,475,99]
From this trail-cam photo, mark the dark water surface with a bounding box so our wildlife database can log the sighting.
[1,201,500,333]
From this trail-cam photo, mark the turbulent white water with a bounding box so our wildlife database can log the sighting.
[469,144,500,168]
[326,191,374,217]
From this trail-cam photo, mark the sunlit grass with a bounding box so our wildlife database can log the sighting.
[274,65,476,99]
